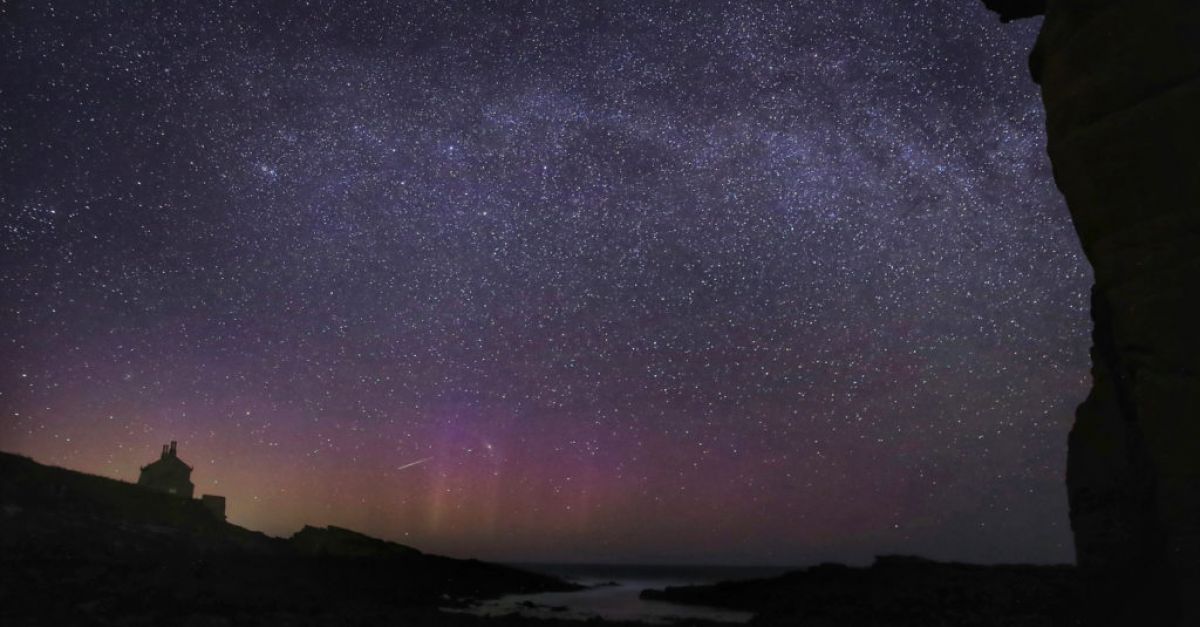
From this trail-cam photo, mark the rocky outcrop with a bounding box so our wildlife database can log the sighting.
[641,555,1080,626]
[982,0,1046,23]
[986,2,1200,624]
[291,525,423,558]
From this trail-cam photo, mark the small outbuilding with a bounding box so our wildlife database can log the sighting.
[200,494,226,519]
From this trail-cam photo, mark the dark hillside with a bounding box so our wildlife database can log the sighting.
[0,451,578,626]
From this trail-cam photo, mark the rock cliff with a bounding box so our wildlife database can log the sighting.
[986,2,1200,624]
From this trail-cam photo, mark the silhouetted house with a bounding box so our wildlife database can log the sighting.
[138,441,194,498]
[136,441,227,519]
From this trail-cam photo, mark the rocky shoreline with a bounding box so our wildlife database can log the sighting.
[641,555,1081,626]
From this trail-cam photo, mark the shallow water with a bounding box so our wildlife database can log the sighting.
[456,580,754,623]
[450,564,787,624]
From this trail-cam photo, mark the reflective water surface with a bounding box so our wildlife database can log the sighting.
[450,564,788,623]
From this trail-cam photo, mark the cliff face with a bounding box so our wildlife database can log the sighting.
[988,2,1200,624]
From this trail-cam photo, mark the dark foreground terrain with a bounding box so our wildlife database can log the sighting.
[0,452,590,626]
[1,451,1082,626]
[643,555,1081,626]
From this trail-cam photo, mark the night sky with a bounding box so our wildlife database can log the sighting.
[1,1,1090,566]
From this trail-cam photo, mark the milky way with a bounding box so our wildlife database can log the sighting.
[0,1,1089,565]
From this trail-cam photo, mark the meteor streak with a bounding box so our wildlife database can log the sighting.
[395,457,432,472]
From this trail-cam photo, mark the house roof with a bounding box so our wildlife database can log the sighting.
[141,455,192,473]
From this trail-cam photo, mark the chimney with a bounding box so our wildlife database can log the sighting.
[161,444,169,459]
[169,441,177,457]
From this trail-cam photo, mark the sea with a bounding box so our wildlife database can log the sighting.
[450,563,792,623]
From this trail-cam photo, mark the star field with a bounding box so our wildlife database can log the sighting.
[0,1,1089,565]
